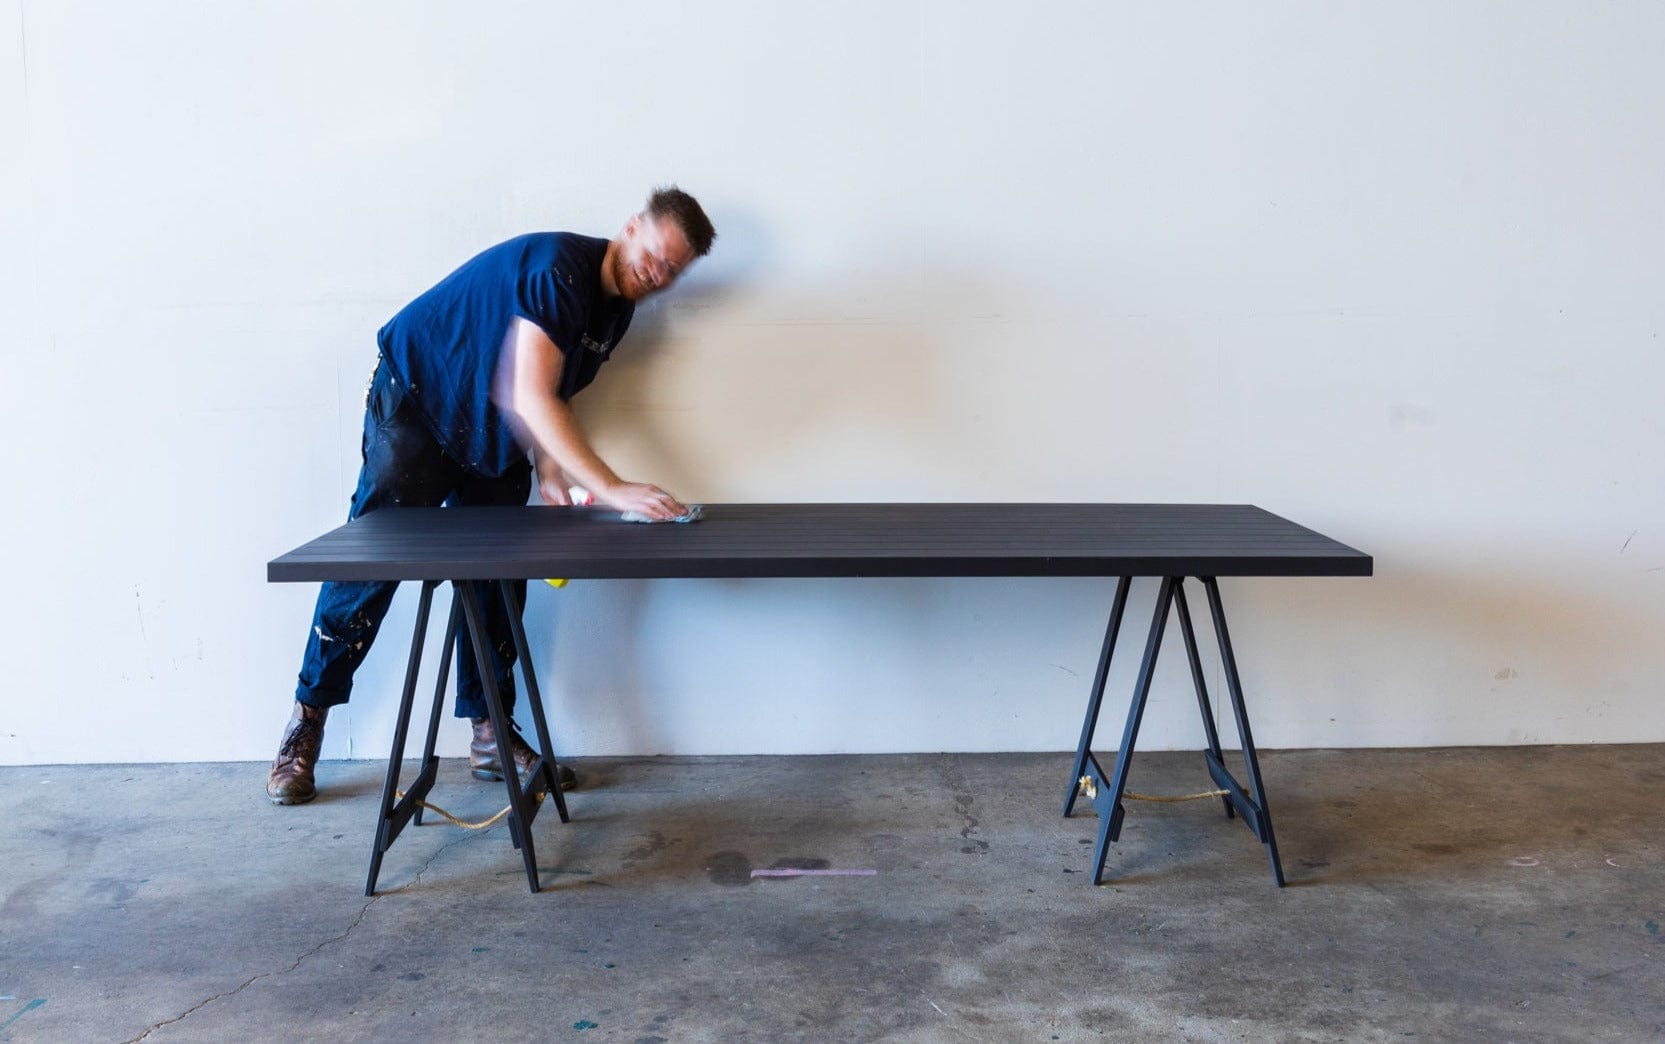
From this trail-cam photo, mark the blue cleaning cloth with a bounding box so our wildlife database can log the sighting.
[620,504,704,524]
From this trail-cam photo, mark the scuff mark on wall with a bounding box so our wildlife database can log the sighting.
[134,586,156,681]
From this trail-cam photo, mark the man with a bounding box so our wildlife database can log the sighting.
[268,186,716,805]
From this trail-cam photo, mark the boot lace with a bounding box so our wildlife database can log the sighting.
[278,714,324,760]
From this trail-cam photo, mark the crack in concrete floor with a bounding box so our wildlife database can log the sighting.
[120,832,472,1042]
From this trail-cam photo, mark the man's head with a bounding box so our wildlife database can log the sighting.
[609,186,716,301]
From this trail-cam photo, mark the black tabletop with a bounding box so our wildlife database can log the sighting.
[267,503,1372,583]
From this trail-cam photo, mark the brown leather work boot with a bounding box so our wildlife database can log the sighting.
[470,716,578,790]
[266,701,328,805]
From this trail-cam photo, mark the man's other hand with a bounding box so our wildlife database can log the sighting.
[601,482,689,521]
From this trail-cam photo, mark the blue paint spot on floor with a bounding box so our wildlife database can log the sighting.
[574,1019,598,1030]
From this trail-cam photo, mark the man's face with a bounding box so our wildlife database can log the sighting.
[613,213,696,301]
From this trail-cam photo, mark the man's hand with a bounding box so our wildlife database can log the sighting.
[503,319,686,519]
[597,481,689,521]
[535,455,574,506]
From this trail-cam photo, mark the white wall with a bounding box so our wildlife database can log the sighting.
[2,2,1661,765]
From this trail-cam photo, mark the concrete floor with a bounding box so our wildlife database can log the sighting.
[1,746,1662,1042]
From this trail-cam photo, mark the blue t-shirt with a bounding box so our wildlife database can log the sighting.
[376,232,634,477]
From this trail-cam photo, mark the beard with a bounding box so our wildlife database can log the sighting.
[612,248,648,301]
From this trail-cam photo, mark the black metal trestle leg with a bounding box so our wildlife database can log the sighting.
[364,579,572,896]
[455,580,547,892]
[413,597,462,828]
[1173,584,1235,822]
[1063,577,1131,818]
[498,581,570,826]
[1063,576,1285,887]
[367,581,443,896]
[1203,577,1284,886]
[1089,576,1177,884]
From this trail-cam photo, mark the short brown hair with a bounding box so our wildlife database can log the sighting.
[645,185,716,257]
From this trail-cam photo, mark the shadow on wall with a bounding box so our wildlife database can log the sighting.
[517,207,783,744]
[577,203,1023,504]
[516,208,1043,754]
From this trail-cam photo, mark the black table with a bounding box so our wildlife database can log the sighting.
[269,503,1371,893]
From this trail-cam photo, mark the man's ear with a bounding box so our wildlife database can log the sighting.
[622,212,642,239]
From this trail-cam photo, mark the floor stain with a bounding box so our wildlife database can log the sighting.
[622,831,668,868]
[705,850,751,886]
[939,757,989,855]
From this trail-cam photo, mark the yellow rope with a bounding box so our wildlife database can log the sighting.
[395,788,544,830]
[1080,774,1232,804]
[1124,789,1231,803]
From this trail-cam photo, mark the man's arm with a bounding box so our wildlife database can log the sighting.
[501,317,689,521]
